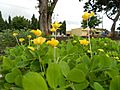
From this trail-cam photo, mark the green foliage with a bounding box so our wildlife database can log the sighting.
[110,76,120,90]
[23,72,48,90]
[11,16,30,30]
[31,14,39,29]
[94,82,104,90]
[0,31,120,90]
[0,11,6,31]
[81,16,102,28]
[59,21,66,35]
[46,63,62,89]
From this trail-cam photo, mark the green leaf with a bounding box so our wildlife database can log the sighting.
[81,55,90,66]
[75,63,88,74]
[46,63,62,88]
[30,60,40,72]
[16,61,29,68]
[5,73,15,83]
[106,68,119,78]
[110,76,120,90]
[23,72,48,90]
[66,41,73,52]
[15,75,23,87]
[73,80,89,90]
[3,56,13,70]
[59,61,70,77]
[5,68,22,83]
[67,68,86,83]
[94,82,104,90]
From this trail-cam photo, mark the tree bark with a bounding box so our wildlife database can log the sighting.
[38,0,58,35]
[38,0,48,34]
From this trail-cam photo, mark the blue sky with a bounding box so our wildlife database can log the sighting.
[0,0,119,31]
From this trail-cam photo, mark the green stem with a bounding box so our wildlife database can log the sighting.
[28,38,30,46]
[15,36,20,46]
[87,20,92,58]
[54,47,56,63]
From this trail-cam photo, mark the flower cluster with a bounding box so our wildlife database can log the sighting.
[79,39,89,45]
[33,37,46,45]
[46,38,59,47]
[50,21,62,32]
[82,11,95,20]
[31,29,42,36]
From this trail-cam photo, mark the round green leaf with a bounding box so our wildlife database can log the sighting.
[22,72,48,90]
[94,82,104,90]
[46,63,62,88]
[67,68,85,83]
[5,73,15,83]
[59,61,70,77]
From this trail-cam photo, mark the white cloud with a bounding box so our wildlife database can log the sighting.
[0,0,39,19]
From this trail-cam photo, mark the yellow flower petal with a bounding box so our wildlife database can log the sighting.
[19,38,25,42]
[28,46,35,51]
[31,29,42,36]
[46,38,59,47]
[13,33,18,37]
[90,11,95,17]
[27,35,32,39]
[33,37,46,45]
[50,27,56,32]
[51,21,62,30]
[82,12,90,20]
[79,39,89,45]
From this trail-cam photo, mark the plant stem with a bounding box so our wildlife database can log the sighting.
[15,36,20,46]
[54,47,56,63]
[87,20,92,58]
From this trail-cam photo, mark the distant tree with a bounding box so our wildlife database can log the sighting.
[11,16,30,30]
[31,14,38,29]
[0,11,5,31]
[4,20,8,29]
[81,16,102,28]
[59,21,66,35]
[8,16,12,29]
[37,0,58,34]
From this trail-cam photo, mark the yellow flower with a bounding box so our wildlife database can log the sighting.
[82,12,90,20]
[31,29,42,36]
[13,33,18,37]
[28,46,35,51]
[27,35,32,39]
[46,38,59,47]
[98,49,104,52]
[33,37,46,45]
[90,11,95,17]
[19,38,25,42]
[79,39,89,45]
[51,21,62,30]
[50,27,56,32]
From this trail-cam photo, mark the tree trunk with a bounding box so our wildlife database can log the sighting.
[38,0,58,35]
[110,5,120,38]
[39,0,48,34]
[47,14,52,33]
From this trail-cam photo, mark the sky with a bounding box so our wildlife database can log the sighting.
[0,0,119,31]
